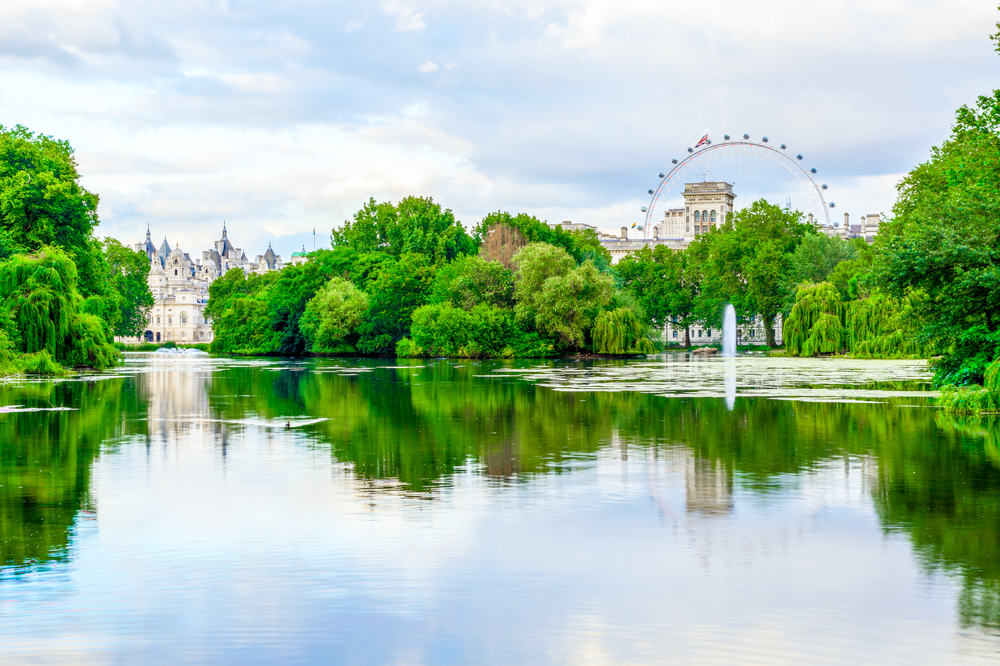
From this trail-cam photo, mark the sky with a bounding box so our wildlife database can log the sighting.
[0,0,996,260]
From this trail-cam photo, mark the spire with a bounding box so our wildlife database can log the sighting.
[222,221,228,239]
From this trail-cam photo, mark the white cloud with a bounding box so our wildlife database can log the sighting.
[0,0,996,255]
[380,0,426,31]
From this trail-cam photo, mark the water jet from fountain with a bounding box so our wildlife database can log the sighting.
[722,304,737,357]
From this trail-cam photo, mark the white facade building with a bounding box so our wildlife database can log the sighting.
[124,224,285,344]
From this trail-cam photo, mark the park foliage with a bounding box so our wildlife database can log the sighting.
[0,125,154,374]
[206,197,639,359]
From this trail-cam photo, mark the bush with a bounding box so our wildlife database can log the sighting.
[395,338,425,358]
[21,350,67,375]
[937,359,1000,414]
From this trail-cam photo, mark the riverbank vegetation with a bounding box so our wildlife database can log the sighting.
[206,198,652,359]
[0,125,153,375]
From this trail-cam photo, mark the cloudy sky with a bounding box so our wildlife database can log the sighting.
[0,0,996,259]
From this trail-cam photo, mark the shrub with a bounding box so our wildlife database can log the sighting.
[395,338,425,358]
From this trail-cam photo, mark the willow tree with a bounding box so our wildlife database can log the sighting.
[783,282,846,357]
[846,289,925,359]
[592,307,655,354]
[0,247,117,369]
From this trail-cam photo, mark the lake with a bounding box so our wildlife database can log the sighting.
[1,354,998,664]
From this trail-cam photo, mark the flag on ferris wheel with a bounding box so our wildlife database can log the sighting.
[695,133,709,147]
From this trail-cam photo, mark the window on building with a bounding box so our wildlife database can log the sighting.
[702,210,709,223]
[711,210,717,223]
[156,316,160,324]
[693,211,700,223]
[672,330,678,338]
[199,331,204,340]
[156,332,160,342]
[168,316,172,324]
[181,331,186,340]
[706,329,712,337]
[174,269,178,276]
[698,330,702,337]
[180,313,187,324]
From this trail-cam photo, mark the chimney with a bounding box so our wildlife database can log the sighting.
[807,213,814,224]
[621,226,628,240]
[844,212,849,228]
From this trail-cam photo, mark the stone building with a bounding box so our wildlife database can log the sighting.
[125,224,284,344]
[663,313,784,347]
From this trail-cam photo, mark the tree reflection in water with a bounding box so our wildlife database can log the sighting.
[0,357,998,633]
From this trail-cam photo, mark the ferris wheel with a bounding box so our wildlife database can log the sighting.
[639,134,834,239]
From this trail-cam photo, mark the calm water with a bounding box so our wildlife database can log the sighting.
[1,354,999,664]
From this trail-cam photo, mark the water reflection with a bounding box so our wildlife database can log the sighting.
[0,356,998,662]
[0,377,145,573]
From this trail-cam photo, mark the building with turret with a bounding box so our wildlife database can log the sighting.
[126,224,284,343]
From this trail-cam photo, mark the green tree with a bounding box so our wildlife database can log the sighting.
[846,289,926,360]
[783,282,846,357]
[429,255,515,310]
[696,199,813,347]
[100,238,154,338]
[300,277,369,354]
[0,126,102,286]
[781,234,859,311]
[357,253,436,354]
[871,89,1000,378]
[512,242,576,327]
[333,196,475,264]
[532,261,616,350]
[615,244,701,347]
[0,247,117,369]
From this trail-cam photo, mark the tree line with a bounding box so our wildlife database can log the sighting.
[206,200,654,359]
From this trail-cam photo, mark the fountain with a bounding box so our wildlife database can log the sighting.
[722,304,737,357]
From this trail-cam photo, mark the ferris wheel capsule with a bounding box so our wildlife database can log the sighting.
[810,168,817,174]
[724,134,730,140]
[687,147,693,153]
[641,207,647,212]
[780,143,787,150]
[671,158,678,164]
[637,224,644,231]
[821,184,828,190]
[658,172,665,178]
[648,189,654,195]
[829,202,836,208]
[796,154,803,160]
[742,134,749,139]
[762,136,769,143]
